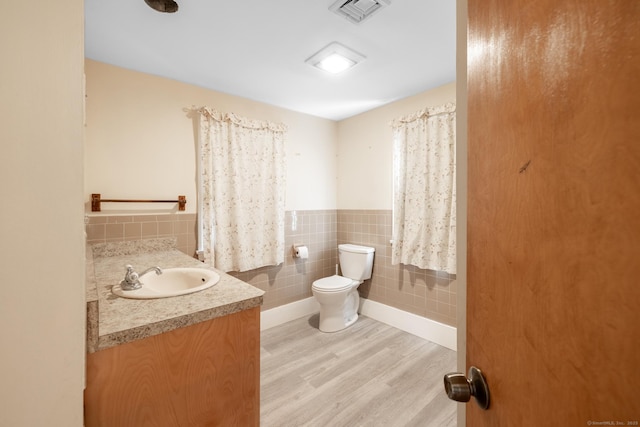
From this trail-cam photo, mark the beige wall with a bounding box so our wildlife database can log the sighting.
[0,2,85,426]
[84,60,338,213]
[85,60,455,214]
[337,82,456,209]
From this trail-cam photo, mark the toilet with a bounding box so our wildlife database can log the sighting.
[312,244,375,333]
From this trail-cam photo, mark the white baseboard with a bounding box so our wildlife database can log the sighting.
[260,297,320,331]
[359,298,457,351]
[261,297,457,351]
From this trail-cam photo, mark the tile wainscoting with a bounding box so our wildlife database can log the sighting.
[337,210,457,327]
[85,209,456,327]
[85,213,198,257]
[230,210,338,310]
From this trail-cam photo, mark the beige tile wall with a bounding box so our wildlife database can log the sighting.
[337,210,457,327]
[234,209,456,326]
[85,213,198,257]
[229,210,337,310]
[85,209,456,326]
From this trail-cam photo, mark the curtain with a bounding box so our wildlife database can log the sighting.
[197,107,286,272]
[390,102,456,274]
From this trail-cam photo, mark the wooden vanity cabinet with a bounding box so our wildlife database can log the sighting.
[84,306,260,426]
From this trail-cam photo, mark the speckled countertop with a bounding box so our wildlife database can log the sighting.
[86,238,264,353]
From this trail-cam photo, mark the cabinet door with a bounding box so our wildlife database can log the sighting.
[85,307,260,426]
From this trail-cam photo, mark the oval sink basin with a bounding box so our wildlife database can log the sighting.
[112,267,220,299]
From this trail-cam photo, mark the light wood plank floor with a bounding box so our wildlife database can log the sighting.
[261,315,457,427]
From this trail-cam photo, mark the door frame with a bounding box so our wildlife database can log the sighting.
[455,0,468,426]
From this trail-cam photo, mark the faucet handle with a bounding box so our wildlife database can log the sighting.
[121,264,141,290]
[124,265,138,281]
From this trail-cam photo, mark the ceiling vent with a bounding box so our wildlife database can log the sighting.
[329,0,391,24]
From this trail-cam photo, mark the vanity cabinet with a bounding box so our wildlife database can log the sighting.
[84,306,260,426]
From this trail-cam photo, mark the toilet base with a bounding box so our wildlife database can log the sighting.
[316,288,360,333]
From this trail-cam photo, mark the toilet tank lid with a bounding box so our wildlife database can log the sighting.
[339,244,375,254]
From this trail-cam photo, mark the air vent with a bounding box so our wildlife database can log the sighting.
[329,0,391,24]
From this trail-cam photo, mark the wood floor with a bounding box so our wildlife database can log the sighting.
[261,315,457,427]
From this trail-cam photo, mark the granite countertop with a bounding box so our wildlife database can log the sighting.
[86,239,264,353]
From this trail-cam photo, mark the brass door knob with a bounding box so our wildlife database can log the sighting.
[443,366,490,409]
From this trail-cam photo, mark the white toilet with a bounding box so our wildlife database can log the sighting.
[312,244,375,333]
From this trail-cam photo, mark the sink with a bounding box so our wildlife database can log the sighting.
[112,267,220,299]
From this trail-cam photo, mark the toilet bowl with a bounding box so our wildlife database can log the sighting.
[312,244,375,333]
[312,275,361,332]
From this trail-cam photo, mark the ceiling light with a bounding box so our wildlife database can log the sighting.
[318,54,355,74]
[305,42,365,74]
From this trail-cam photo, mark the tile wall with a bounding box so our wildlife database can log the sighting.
[85,213,198,257]
[230,210,337,310]
[85,209,456,327]
[337,210,457,326]
[233,209,456,326]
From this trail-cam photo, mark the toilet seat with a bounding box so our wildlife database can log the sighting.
[312,275,354,293]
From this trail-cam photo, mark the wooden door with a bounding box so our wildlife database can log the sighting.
[467,0,640,424]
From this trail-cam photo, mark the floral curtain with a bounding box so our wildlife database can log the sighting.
[390,102,456,274]
[197,107,286,272]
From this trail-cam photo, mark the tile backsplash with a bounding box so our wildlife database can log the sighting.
[86,209,456,327]
[85,213,197,257]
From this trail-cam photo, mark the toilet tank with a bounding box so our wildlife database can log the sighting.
[338,244,375,281]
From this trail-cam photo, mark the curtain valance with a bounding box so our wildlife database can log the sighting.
[197,107,287,132]
[389,102,456,128]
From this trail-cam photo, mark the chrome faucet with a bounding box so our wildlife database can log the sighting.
[120,264,163,291]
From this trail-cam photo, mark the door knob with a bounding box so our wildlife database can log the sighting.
[443,366,490,410]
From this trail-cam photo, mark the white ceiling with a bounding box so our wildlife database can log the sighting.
[84,0,456,121]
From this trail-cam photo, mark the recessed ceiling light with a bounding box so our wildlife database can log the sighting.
[305,42,365,75]
[318,54,355,74]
